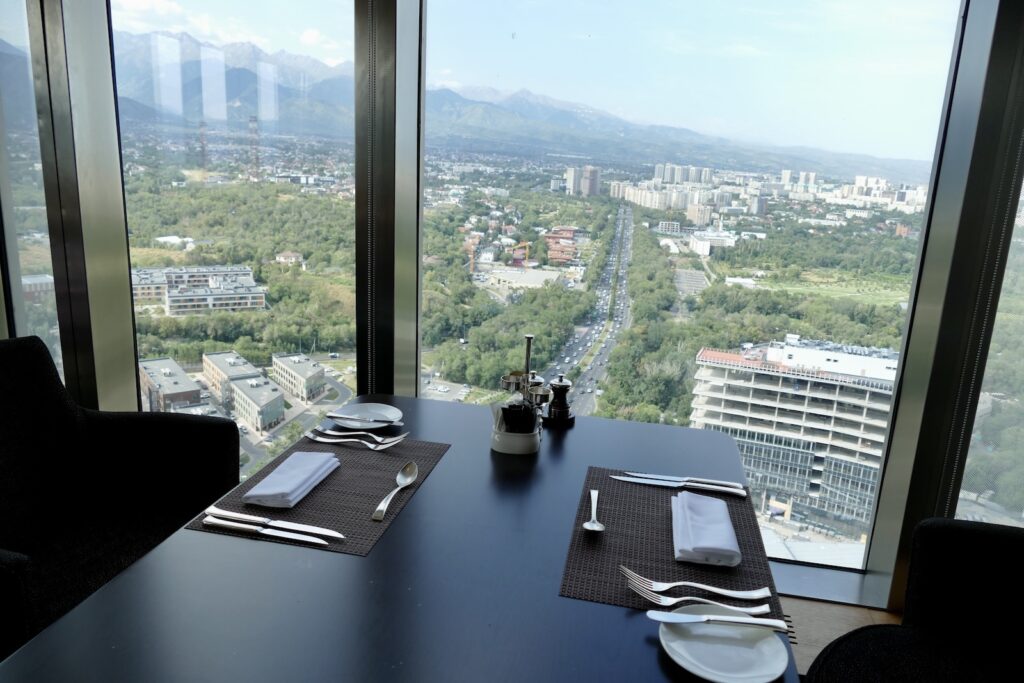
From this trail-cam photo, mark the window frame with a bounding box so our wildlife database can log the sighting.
[9,0,1024,608]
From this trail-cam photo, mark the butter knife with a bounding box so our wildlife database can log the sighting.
[205,505,345,539]
[202,516,328,546]
[646,610,788,632]
[609,475,748,497]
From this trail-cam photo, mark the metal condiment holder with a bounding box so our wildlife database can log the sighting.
[492,334,545,454]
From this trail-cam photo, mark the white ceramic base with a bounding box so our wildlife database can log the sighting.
[491,426,542,454]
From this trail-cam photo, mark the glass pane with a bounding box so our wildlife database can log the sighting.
[422,0,960,567]
[0,2,64,375]
[958,185,1024,528]
[110,2,355,478]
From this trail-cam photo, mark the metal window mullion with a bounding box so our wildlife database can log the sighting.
[356,0,401,396]
[29,0,98,406]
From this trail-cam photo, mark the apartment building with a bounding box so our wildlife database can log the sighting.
[132,266,267,315]
[689,334,898,530]
[272,353,326,401]
[202,351,262,406]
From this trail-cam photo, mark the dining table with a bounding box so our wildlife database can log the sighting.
[0,395,799,682]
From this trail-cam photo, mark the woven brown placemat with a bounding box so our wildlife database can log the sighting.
[186,438,450,556]
[559,466,784,619]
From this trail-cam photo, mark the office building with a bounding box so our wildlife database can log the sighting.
[272,353,327,401]
[781,170,793,185]
[690,335,897,528]
[138,357,201,411]
[202,351,262,406]
[231,376,285,432]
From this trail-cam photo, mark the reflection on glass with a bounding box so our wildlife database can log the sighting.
[958,193,1024,529]
[420,0,960,567]
[0,2,64,375]
[111,2,356,478]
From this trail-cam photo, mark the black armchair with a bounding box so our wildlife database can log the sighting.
[0,336,238,659]
[807,517,1022,682]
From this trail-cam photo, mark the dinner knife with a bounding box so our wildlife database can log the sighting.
[646,610,788,632]
[202,516,329,546]
[609,475,748,497]
[623,472,745,489]
[205,505,345,539]
[326,412,403,426]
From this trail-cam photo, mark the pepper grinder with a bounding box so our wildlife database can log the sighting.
[544,373,575,427]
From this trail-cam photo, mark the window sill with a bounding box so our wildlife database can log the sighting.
[770,560,891,609]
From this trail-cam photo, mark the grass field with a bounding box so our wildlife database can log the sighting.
[772,270,910,306]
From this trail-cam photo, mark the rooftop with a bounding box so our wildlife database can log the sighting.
[273,353,324,380]
[204,351,261,379]
[230,377,284,407]
[697,334,899,388]
[138,358,199,393]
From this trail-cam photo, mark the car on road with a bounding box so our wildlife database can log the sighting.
[329,352,339,359]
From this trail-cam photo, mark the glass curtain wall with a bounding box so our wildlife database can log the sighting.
[418,0,961,568]
[109,1,356,477]
[0,2,64,373]
[958,182,1024,528]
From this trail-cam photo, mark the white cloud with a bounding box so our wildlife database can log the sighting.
[110,0,183,33]
[112,0,183,15]
[300,29,323,46]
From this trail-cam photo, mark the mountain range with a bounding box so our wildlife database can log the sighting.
[0,31,933,184]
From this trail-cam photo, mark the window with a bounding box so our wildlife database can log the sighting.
[958,182,1024,528]
[109,1,355,476]
[418,0,961,568]
[0,2,64,374]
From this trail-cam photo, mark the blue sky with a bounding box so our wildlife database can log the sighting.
[84,1,964,160]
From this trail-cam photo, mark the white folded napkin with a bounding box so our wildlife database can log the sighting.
[671,491,742,567]
[242,451,340,508]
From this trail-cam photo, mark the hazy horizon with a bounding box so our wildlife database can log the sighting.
[55,0,961,162]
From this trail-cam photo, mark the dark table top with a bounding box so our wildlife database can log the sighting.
[0,396,797,682]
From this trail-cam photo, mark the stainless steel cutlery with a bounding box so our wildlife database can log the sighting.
[619,565,771,601]
[304,432,404,450]
[646,610,788,632]
[626,582,770,615]
[622,581,770,614]
[205,505,344,540]
[202,515,328,546]
[326,412,404,427]
[623,472,745,489]
[610,475,747,497]
[372,461,418,521]
[317,428,410,443]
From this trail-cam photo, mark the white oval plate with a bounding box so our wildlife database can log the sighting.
[331,403,403,430]
[658,604,789,683]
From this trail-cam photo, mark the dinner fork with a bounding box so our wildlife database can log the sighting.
[619,565,772,601]
[303,432,404,451]
[627,582,771,615]
[317,428,410,443]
